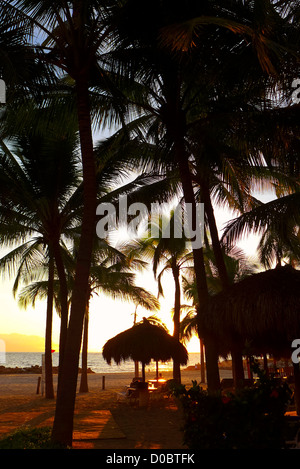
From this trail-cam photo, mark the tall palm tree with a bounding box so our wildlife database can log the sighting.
[94,85,282,385]
[106,0,299,393]
[0,5,56,109]
[0,0,129,444]
[17,255,67,399]
[129,212,193,383]
[76,237,160,392]
[3,0,299,445]
[0,120,80,397]
[180,244,258,386]
[2,246,57,398]
[0,119,173,400]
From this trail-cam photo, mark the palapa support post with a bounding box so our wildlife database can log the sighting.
[36,376,41,394]
[134,361,139,378]
[141,362,146,383]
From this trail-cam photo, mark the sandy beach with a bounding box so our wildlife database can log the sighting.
[0,368,233,449]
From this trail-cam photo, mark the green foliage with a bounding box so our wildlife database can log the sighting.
[173,366,293,449]
[0,427,65,449]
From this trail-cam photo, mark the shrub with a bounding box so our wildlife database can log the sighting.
[0,427,65,449]
[173,364,293,449]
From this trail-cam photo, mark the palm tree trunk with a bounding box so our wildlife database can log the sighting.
[51,75,97,447]
[201,181,244,388]
[79,309,89,393]
[200,338,205,383]
[45,255,55,399]
[172,264,181,383]
[201,181,229,290]
[135,361,139,378]
[52,239,69,368]
[175,139,220,392]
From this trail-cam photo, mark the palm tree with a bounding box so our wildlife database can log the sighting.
[222,128,300,266]
[17,255,66,398]
[160,0,300,299]
[180,244,258,386]
[101,89,276,386]
[76,238,160,392]
[2,246,57,398]
[97,49,299,388]
[0,116,174,400]
[0,120,80,397]
[106,0,299,393]
[129,212,193,383]
[3,0,298,444]
[223,192,300,265]
[0,0,130,444]
[0,5,57,110]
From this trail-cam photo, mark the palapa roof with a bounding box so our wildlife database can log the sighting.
[198,265,300,357]
[102,317,188,366]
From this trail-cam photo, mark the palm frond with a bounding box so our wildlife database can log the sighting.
[222,192,300,247]
[18,279,52,309]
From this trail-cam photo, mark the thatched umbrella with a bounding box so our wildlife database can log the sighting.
[199,265,300,413]
[102,317,188,382]
[199,265,300,358]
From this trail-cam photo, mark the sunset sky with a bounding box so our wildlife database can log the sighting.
[0,128,275,354]
[0,202,263,354]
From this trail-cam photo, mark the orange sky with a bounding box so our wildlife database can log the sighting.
[0,199,266,354]
[0,333,59,353]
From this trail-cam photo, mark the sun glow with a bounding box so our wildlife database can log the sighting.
[0,188,268,354]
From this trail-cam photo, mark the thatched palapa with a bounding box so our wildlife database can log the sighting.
[199,265,300,358]
[102,317,188,381]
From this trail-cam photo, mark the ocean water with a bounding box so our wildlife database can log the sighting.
[2,351,201,374]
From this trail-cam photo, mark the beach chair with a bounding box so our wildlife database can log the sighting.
[128,388,139,405]
[120,379,145,405]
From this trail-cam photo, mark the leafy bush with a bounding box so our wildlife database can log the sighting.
[173,363,293,449]
[0,427,65,449]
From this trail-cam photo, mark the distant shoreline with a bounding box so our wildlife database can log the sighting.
[1,357,278,375]
[0,365,95,374]
[0,361,233,375]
